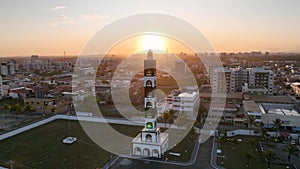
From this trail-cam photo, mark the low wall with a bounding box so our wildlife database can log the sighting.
[0,116,58,141]
[0,115,144,141]
[226,129,258,137]
[226,130,300,139]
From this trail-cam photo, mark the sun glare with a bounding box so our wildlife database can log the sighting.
[140,34,165,51]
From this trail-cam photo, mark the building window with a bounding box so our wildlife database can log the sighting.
[146,122,153,129]
[146,80,152,87]
[146,134,152,142]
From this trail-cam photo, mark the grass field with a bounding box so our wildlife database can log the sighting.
[217,136,289,169]
[0,120,142,169]
[165,129,197,162]
[0,119,198,168]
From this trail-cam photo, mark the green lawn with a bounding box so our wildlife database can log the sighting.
[0,119,197,168]
[0,120,142,169]
[165,129,197,162]
[217,136,290,169]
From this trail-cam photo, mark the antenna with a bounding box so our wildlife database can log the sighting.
[64,51,66,61]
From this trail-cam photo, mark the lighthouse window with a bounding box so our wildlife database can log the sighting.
[146,102,152,108]
[146,80,152,87]
[146,134,152,142]
[147,70,152,76]
[146,122,153,129]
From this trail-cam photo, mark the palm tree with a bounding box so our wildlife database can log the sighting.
[249,139,256,152]
[162,111,170,128]
[272,118,282,138]
[197,106,207,124]
[4,103,11,118]
[283,144,299,166]
[245,115,258,136]
[263,149,277,169]
[219,132,228,149]
[261,128,267,140]
[168,109,175,124]
[231,138,239,149]
[245,152,253,168]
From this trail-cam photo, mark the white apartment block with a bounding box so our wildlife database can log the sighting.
[211,67,274,95]
[7,61,15,75]
[247,67,274,95]
[1,63,8,76]
[55,61,72,71]
[1,61,17,75]
[0,75,3,100]
[23,59,50,72]
[172,91,200,119]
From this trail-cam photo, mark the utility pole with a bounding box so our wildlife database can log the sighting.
[9,160,14,169]
[64,51,66,62]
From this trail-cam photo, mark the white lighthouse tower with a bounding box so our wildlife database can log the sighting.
[132,50,169,158]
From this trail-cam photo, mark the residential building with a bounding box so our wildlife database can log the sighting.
[0,63,8,76]
[242,83,268,95]
[211,67,274,95]
[24,97,70,113]
[247,67,274,95]
[172,91,199,119]
[7,61,15,75]
[0,75,3,100]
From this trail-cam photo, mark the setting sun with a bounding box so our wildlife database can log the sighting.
[140,34,166,51]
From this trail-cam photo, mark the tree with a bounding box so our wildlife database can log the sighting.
[175,111,188,128]
[283,144,299,166]
[248,139,256,152]
[162,111,170,128]
[231,138,239,149]
[263,149,277,169]
[168,109,175,124]
[4,104,11,118]
[12,104,22,119]
[244,115,259,135]
[272,118,282,138]
[245,152,253,168]
[218,132,228,149]
[197,106,207,124]
[218,132,228,162]
[23,104,35,116]
[261,128,271,145]
[261,128,267,140]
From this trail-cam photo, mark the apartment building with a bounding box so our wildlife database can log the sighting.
[211,67,274,95]
[0,75,3,100]
[172,90,199,119]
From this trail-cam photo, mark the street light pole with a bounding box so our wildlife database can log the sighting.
[9,160,14,169]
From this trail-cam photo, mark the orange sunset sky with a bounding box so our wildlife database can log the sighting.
[1,0,300,56]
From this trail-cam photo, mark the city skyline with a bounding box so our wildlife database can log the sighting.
[1,0,300,56]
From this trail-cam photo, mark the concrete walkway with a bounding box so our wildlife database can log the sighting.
[210,134,226,169]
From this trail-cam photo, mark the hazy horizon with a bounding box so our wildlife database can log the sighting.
[1,0,300,56]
